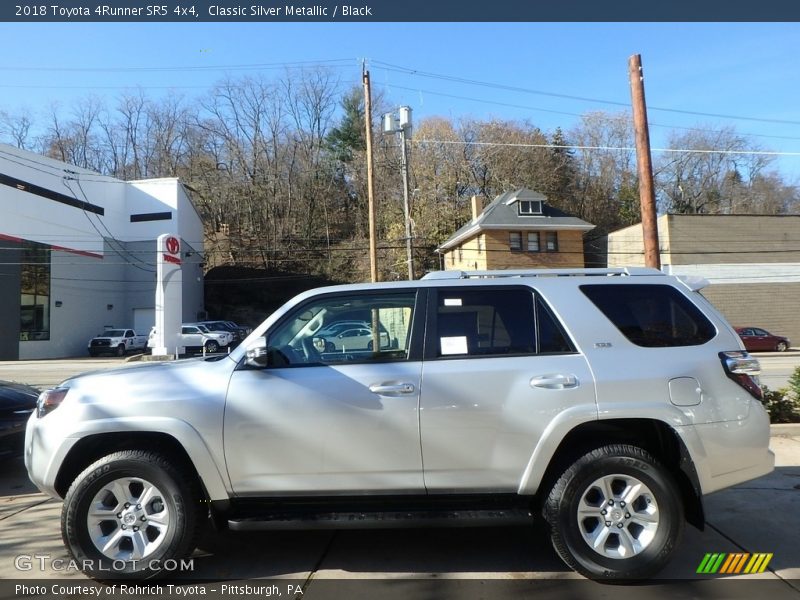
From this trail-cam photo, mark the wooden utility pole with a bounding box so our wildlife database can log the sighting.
[363,67,379,282]
[628,54,661,270]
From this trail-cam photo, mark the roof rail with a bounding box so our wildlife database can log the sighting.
[421,267,664,280]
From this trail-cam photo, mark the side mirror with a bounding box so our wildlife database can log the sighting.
[245,337,269,368]
[312,337,326,352]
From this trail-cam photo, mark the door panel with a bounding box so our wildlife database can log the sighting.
[420,354,595,491]
[224,288,425,495]
[418,286,597,492]
[225,362,423,494]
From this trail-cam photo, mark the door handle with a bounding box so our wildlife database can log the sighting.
[369,382,416,395]
[530,374,579,390]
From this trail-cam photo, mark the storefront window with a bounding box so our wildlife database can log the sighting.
[20,241,50,341]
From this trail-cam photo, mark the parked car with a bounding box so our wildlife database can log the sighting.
[322,326,391,352]
[26,267,774,581]
[735,327,791,352]
[0,380,38,456]
[182,323,233,352]
[199,320,243,345]
[146,324,232,354]
[88,329,148,357]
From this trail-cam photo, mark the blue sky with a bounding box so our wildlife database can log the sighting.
[2,22,800,179]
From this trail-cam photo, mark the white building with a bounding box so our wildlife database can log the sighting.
[0,143,205,360]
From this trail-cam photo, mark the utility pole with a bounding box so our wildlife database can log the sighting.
[628,53,661,270]
[362,66,379,283]
[398,112,414,280]
[382,107,415,280]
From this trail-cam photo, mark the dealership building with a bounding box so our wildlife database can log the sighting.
[0,143,205,360]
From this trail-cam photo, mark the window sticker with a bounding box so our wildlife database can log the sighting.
[441,336,468,355]
[444,298,462,306]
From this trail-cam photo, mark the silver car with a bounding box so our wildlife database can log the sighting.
[25,268,773,581]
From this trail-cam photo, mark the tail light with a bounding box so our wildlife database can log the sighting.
[719,351,762,400]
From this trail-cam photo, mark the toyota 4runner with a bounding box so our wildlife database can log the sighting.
[25,267,774,580]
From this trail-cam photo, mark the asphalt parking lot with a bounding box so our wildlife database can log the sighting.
[1,354,799,598]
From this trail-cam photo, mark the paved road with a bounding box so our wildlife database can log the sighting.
[1,434,798,595]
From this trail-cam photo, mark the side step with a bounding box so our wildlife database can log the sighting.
[228,509,533,531]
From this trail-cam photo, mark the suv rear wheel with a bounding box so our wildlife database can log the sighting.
[543,444,683,580]
[61,450,201,580]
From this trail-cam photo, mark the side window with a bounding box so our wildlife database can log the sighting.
[435,288,536,358]
[536,297,575,353]
[580,284,716,348]
[266,292,417,366]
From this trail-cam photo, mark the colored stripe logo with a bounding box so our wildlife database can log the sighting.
[697,553,773,574]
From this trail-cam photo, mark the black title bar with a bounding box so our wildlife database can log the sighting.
[4,0,799,22]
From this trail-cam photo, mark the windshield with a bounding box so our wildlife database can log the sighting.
[101,330,126,337]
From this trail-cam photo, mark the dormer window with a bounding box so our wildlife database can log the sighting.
[518,200,543,215]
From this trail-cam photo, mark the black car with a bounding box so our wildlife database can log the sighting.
[0,380,39,456]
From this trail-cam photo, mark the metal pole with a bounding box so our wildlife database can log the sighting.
[628,53,661,270]
[399,127,414,280]
[363,68,379,283]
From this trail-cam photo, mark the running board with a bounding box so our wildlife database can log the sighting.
[228,509,533,531]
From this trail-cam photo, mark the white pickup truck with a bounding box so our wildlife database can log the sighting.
[87,329,148,357]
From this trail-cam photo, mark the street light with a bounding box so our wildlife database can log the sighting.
[382,106,414,280]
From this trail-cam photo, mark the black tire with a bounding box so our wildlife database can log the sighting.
[61,450,202,580]
[777,341,788,352]
[88,351,98,358]
[115,345,126,357]
[367,340,374,351]
[204,340,219,353]
[543,444,684,581]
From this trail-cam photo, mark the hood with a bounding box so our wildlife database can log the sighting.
[0,380,40,411]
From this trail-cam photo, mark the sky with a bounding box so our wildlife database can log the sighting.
[2,22,800,180]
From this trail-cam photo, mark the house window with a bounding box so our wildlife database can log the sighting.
[509,232,522,252]
[20,241,50,341]
[527,232,540,252]
[545,231,559,252]
[518,200,543,215]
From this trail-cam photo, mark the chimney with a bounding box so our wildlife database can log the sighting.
[471,195,484,221]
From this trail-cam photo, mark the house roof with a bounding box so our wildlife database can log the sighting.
[437,188,595,252]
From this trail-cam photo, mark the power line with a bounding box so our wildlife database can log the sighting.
[0,58,358,74]
[412,138,800,158]
[371,60,800,127]
[379,82,800,144]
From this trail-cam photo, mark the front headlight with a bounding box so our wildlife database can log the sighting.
[37,387,69,418]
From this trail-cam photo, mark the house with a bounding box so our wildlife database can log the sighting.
[0,143,205,360]
[436,188,595,271]
[608,214,800,346]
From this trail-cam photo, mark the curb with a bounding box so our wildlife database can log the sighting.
[770,423,800,437]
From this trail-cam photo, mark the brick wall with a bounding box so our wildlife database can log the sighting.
[702,283,800,348]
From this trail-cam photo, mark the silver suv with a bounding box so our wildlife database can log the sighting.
[25,268,773,580]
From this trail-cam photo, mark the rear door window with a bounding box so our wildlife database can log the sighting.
[429,287,574,358]
[580,284,716,347]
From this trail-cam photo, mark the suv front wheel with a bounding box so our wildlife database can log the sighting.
[543,444,684,581]
[61,450,201,580]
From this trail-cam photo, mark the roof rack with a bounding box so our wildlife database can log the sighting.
[421,267,664,280]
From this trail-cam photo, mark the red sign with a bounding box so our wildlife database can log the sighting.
[165,236,180,255]
[164,236,181,265]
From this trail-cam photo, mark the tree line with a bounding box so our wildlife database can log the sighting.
[2,68,797,281]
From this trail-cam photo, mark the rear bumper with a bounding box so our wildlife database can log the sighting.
[681,400,775,495]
